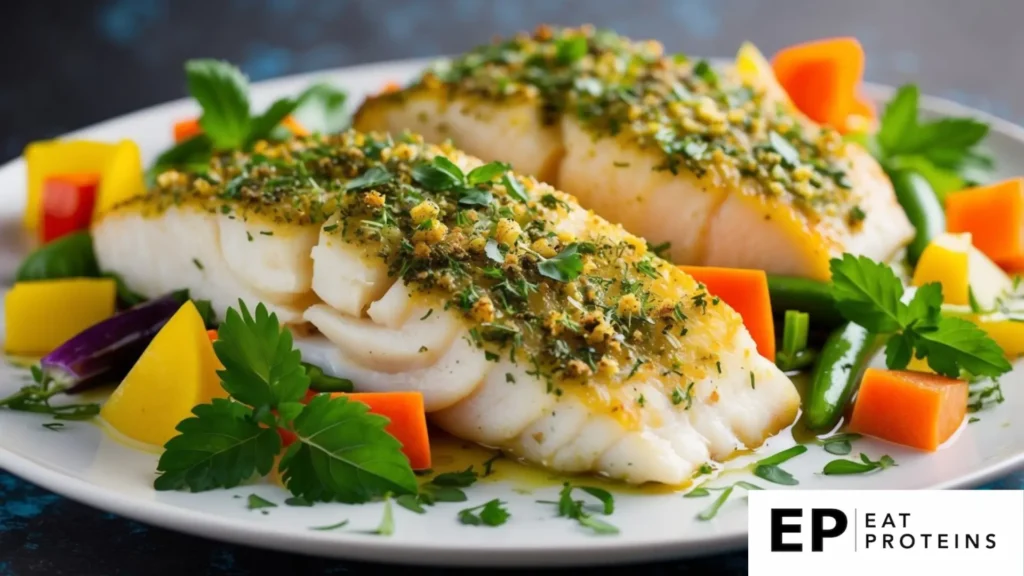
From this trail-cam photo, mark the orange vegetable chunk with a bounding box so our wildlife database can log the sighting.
[945,177,1024,267]
[173,118,203,143]
[771,37,865,130]
[849,368,968,451]
[678,265,775,360]
[331,391,431,470]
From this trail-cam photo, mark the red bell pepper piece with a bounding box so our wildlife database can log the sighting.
[40,173,100,243]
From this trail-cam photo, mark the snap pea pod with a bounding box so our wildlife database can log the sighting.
[766,275,844,329]
[890,169,945,265]
[802,322,887,432]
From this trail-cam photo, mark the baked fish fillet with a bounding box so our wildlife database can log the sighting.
[354,25,914,281]
[93,130,799,485]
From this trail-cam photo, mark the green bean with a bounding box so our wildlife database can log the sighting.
[803,322,886,432]
[890,169,945,265]
[766,275,843,329]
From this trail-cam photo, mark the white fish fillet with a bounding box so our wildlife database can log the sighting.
[93,131,799,485]
[354,26,914,281]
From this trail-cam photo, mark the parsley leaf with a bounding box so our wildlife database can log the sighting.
[185,60,252,149]
[279,394,417,503]
[458,499,510,526]
[430,466,478,488]
[247,96,299,146]
[247,494,277,510]
[915,316,1011,378]
[213,300,310,409]
[553,483,618,535]
[823,453,896,475]
[412,160,462,191]
[502,173,529,203]
[344,166,393,191]
[538,243,584,282]
[829,254,1010,379]
[466,162,511,186]
[154,399,280,492]
[829,254,905,333]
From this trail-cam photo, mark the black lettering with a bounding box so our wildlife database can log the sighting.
[966,533,979,549]
[938,534,948,549]
[899,512,910,528]
[883,534,894,548]
[900,534,915,549]
[811,509,848,552]
[920,533,931,548]
[865,512,875,528]
[865,534,876,548]
[987,534,997,549]
[881,513,895,528]
[771,509,803,552]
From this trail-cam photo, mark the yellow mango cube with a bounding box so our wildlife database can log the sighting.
[912,232,1013,308]
[4,278,117,355]
[101,301,227,446]
[24,140,117,230]
[95,140,145,217]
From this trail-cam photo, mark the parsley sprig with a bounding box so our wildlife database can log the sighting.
[830,254,1011,379]
[151,60,348,179]
[544,483,618,535]
[855,84,994,198]
[154,300,417,503]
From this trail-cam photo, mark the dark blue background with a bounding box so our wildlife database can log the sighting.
[2,1,1023,574]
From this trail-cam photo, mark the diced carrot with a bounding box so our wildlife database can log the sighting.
[849,368,968,451]
[946,177,1024,268]
[678,265,775,360]
[331,392,431,470]
[771,37,865,130]
[174,115,308,142]
[206,329,218,342]
[173,118,203,143]
[380,81,401,94]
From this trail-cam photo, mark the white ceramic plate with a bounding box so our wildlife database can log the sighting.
[1,58,1023,568]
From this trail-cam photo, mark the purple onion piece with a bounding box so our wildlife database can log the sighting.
[40,292,188,394]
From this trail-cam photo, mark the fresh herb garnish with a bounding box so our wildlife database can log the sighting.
[284,496,313,507]
[549,483,618,535]
[751,445,806,486]
[860,84,994,198]
[694,481,763,521]
[458,499,510,527]
[537,243,584,282]
[822,453,896,475]
[371,494,396,536]
[246,494,277,511]
[310,519,350,531]
[830,254,1011,378]
[0,365,101,421]
[818,433,862,456]
[154,301,417,503]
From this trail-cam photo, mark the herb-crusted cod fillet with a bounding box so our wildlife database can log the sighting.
[92,130,799,485]
[354,25,913,280]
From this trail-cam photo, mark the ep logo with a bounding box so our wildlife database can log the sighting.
[770,508,848,552]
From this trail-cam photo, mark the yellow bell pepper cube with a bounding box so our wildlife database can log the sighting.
[94,140,145,217]
[101,301,227,446]
[24,140,118,230]
[4,278,117,355]
[912,232,1013,309]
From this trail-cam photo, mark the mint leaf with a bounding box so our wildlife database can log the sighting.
[431,156,465,184]
[149,134,214,178]
[154,399,280,492]
[466,162,511,185]
[829,254,906,333]
[279,395,417,503]
[877,84,918,154]
[914,316,1012,378]
[906,118,989,157]
[412,160,462,191]
[185,60,252,149]
[213,300,310,408]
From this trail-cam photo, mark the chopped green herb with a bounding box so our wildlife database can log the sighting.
[458,499,510,526]
[822,453,896,476]
[247,494,277,510]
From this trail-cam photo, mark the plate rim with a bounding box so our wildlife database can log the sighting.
[1,56,1023,567]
